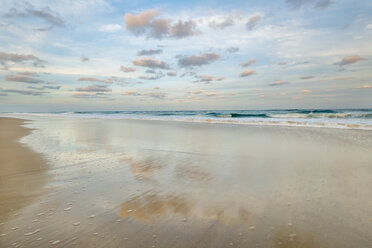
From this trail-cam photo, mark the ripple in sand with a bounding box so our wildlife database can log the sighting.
[24,228,40,236]
[73,222,80,226]
[0,233,7,237]
[64,207,72,211]
[51,240,60,245]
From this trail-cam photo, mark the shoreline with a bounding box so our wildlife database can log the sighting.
[0,118,48,221]
[2,113,372,131]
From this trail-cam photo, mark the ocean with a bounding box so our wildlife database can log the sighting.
[4,109,372,130]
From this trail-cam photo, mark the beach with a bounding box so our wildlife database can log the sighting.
[1,116,372,247]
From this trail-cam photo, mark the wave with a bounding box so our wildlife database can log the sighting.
[3,109,372,130]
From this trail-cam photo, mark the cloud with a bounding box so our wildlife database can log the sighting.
[301,89,312,93]
[99,24,122,32]
[133,57,170,69]
[73,93,109,98]
[139,73,164,80]
[124,90,166,99]
[336,55,364,66]
[286,0,334,10]
[278,61,287,65]
[6,73,44,84]
[240,59,257,67]
[124,10,170,38]
[209,16,235,30]
[187,90,206,95]
[239,69,257,77]
[81,56,89,62]
[246,15,260,30]
[268,81,289,86]
[193,75,225,83]
[149,18,170,38]
[170,20,201,38]
[120,65,136,72]
[0,51,44,68]
[144,92,166,99]
[137,49,163,56]
[178,53,221,67]
[1,89,46,96]
[76,84,111,92]
[33,26,53,32]
[124,90,141,96]
[226,47,239,53]
[300,76,314,79]
[124,10,200,39]
[28,85,61,90]
[366,24,372,30]
[354,85,371,89]
[78,77,113,84]
[124,9,159,34]
[6,5,65,28]
[167,72,177,77]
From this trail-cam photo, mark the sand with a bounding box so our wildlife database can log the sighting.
[0,118,48,218]
[1,116,372,247]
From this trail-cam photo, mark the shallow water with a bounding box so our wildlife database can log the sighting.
[1,117,372,247]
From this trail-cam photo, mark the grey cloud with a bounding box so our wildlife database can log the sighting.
[124,90,166,99]
[133,57,170,69]
[300,76,314,79]
[6,5,65,28]
[76,84,111,92]
[33,26,53,32]
[144,92,166,99]
[226,47,239,53]
[137,49,163,56]
[239,69,257,77]
[178,53,221,67]
[120,65,136,72]
[246,15,260,30]
[0,51,44,68]
[286,0,334,10]
[194,75,225,83]
[81,56,89,62]
[240,59,257,67]
[268,81,289,86]
[139,74,163,80]
[336,55,365,66]
[73,93,109,98]
[209,16,234,30]
[78,77,113,84]
[149,18,170,38]
[28,85,61,90]
[2,88,46,96]
[167,72,177,77]
[170,20,201,38]
[6,73,44,84]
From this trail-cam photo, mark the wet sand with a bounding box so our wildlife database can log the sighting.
[0,118,48,218]
[1,117,372,247]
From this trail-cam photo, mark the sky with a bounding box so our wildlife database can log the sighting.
[0,0,371,112]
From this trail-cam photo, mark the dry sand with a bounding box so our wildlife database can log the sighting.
[1,116,372,247]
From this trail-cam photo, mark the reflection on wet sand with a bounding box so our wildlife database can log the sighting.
[119,194,190,222]
[130,159,165,181]
[1,118,372,248]
[271,227,317,248]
